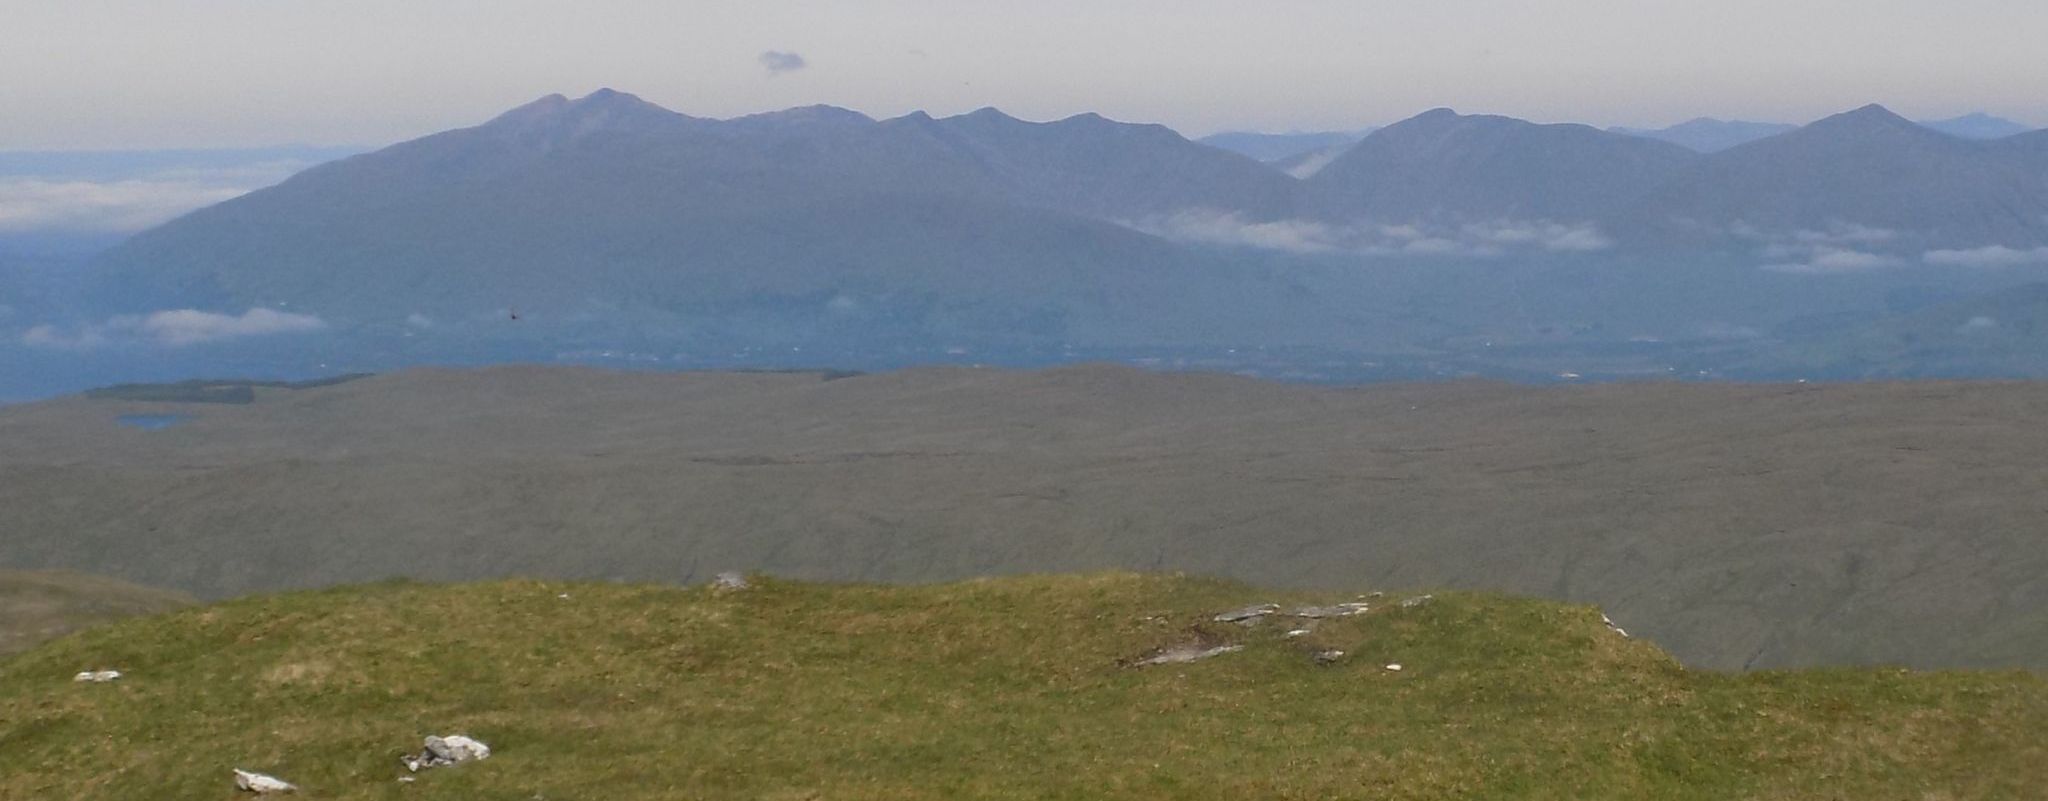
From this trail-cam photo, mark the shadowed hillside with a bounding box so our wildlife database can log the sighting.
[0,570,193,656]
[3,574,2043,800]
[4,365,2048,670]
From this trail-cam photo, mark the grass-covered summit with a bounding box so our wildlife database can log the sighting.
[2,574,2044,799]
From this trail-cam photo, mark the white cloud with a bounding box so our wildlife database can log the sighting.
[0,160,311,234]
[0,178,246,233]
[1762,247,1901,274]
[20,323,104,349]
[136,308,327,345]
[1129,210,1345,254]
[1923,245,2048,268]
[19,308,327,348]
[1282,147,1345,179]
[1792,223,1897,246]
[1130,210,1611,258]
[1459,220,1612,252]
[1959,316,1999,334]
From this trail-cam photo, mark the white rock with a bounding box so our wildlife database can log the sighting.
[1290,602,1370,619]
[404,734,492,772]
[713,572,750,591]
[1285,628,1312,638]
[1384,663,1403,672]
[1399,595,1434,609]
[1136,644,1243,667]
[234,769,296,794]
[1213,603,1279,623]
[72,670,121,683]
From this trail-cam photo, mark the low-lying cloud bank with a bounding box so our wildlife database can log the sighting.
[1750,223,1903,274]
[0,160,313,235]
[1133,210,1612,258]
[1922,245,2048,268]
[1743,223,2048,274]
[21,308,327,349]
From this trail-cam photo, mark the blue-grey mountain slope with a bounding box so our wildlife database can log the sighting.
[1306,109,1701,223]
[1624,105,2048,250]
[86,91,1322,345]
[1609,118,1797,153]
[1919,112,2035,140]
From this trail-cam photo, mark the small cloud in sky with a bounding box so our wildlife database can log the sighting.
[20,308,327,349]
[1958,316,1999,334]
[1923,245,2048,268]
[759,50,808,76]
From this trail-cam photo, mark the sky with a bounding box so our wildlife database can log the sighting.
[4,0,2046,150]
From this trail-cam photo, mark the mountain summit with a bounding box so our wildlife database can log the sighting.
[1307,108,1699,222]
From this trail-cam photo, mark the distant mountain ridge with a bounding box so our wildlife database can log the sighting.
[1306,108,1700,223]
[1624,105,2048,250]
[1608,119,1798,153]
[1611,112,2036,152]
[70,91,2048,355]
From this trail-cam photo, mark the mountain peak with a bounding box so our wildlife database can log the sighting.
[480,89,693,139]
[1792,104,1954,144]
[731,105,876,130]
[485,93,573,126]
[962,107,1021,122]
[1824,104,1915,127]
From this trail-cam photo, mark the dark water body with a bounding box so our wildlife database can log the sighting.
[116,414,191,431]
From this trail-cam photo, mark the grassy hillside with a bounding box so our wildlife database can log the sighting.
[0,570,193,657]
[2,574,2043,800]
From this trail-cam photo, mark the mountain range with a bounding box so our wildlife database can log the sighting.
[4,90,2042,393]
[91,93,2048,274]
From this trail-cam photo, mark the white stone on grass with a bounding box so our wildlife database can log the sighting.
[233,769,296,794]
[1213,603,1279,623]
[1136,644,1244,667]
[713,572,751,591]
[403,734,493,772]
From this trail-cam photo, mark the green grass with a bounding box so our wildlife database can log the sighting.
[2,574,2043,799]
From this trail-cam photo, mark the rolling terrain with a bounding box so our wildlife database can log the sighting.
[4,365,2048,671]
[3,574,2043,800]
[0,570,193,656]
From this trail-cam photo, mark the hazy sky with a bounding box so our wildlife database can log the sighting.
[6,0,2046,149]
